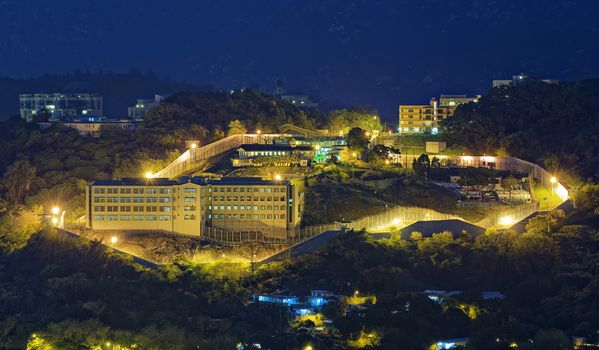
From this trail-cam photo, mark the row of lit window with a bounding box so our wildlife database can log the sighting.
[208,213,285,220]
[208,205,286,211]
[210,196,286,202]
[94,197,171,203]
[94,215,171,221]
[94,188,170,195]
[94,206,171,212]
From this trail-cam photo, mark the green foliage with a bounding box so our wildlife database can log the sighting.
[328,108,382,135]
[346,127,370,154]
[227,119,248,136]
[0,207,43,254]
[444,81,599,180]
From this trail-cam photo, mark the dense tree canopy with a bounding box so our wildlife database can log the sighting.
[443,80,599,181]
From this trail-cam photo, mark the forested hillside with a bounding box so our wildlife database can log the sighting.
[444,80,599,181]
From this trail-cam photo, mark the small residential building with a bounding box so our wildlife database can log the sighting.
[19,93,103,122]
[492,73,559,88]
[127,94,166,120]
[86,176,303,240]
[433,338,469,350]
[398,95,477,135]
[232,144,315,167]
[426,141,447,154]
[38,117,139,137]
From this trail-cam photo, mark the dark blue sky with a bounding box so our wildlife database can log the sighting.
[1,0,598,118]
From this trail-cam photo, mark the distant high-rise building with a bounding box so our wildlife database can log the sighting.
[127,94,166,120]
[492,73,559,88]
[19,93,103,122]
[398,95,479,135]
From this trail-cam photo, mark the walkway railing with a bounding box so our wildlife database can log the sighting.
[152,133,287,179]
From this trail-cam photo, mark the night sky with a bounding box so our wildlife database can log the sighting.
[1,0,598,118]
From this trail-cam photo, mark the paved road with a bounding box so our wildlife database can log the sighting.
[258,230,343,265]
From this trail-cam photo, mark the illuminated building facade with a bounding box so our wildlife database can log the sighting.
[86,176,302,239]
[398,95,478,134]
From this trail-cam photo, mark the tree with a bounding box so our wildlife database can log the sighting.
[413,154,431,178]
[235,241,270,274]
[501,176,519,203]
[2,160,37,205]
[227,119,247,136]
[346,127,370,155]
[328,108,382,135]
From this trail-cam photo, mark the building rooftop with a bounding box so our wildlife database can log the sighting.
[92,176,290,187]
[92,178,179,186]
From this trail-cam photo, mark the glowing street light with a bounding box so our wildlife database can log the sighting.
[110,236,118,244]
[145,171,153,179]
[274,174,282,181]
[190,143,197,149]
[385,160,390,165]
[303,345,313,350]
[498,215,514,227]
[256,129,261,135]
[550,176,557,184]
[51,206,60,215]
[314,144,321,151]
[51,217,59,225]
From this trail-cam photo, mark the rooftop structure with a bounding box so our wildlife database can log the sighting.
[19,93,103,122]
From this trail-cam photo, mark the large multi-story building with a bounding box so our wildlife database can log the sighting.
[19,93,103,122]
[127,94,166,120]
[86,176,302,240]
[492,73,559,88]
[232,144,315,167]
[398,95,479,135]
[280,95,319,109]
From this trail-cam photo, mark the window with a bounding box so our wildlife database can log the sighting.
[240,214,245,219]
[146,197,157,203]
[267,214,272,219]
[120,215,131,221]
[133,188,144,194]
[184,188,196,194]
[107,197,119,203]
[159,188,171,194]
[133,206,144,212]
[160,206,171,212]
[133,197,144,203]
[146,189,157,194]
[226,214,231,219]
[159,215,170,221]
[146,215,157,221]
[133,215,144,221]
[185,206,196,211]
[94,197,106,203]
[107,215,118,221]
[120,188,131,194]
[233,205,238,210]
[159,197,170,203]
[93,188,105,194]
[253,205,258,210]
[94,206,105,212]
[120,197,131,203]
[107,206,118,212]
[184,214,196,220]
[107,188,118,194]
[240,188,245,192]
[93,215,105,221]
[233,214,238,219]
[226,205,231,210]
[260,214,265,219]
[184,197,196,202]
[120,206,131,212]
[267,188,272,193]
